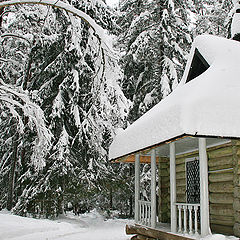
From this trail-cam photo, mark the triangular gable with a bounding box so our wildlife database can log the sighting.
[186,49,210,83]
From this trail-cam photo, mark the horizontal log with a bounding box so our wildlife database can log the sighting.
[210,204,234,216]
[210,215,234,226]
[176,186,186,195]
[176,179,186,187]
[209,181,233,193]
[175,142,232,162]
[208,155,233,168]
[159,169,169,177]
[159,162,169,169]
[209,193,233,204]
[211,223,233,235]
[176,172,185,180]
[208,146,233,159]
[176,158,185,165]
[176,164,185,173]
[161,181,170,189]
[209,171,233,183]
[209,164,233,172]
[176,194,186,203]
[126,225,193,240]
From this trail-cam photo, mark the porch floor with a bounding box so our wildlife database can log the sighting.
[126,223,197,240]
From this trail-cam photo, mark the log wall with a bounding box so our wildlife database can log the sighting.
[232,140,240,237]
[158,141,237,236]
[208,142,234,235]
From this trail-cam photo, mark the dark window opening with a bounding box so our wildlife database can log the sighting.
[236,9,240,13]
[186,48,210,83]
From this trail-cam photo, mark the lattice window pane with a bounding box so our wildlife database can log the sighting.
[186,159,200,204]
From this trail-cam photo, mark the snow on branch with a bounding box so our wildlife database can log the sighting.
[0,57,19,65]
[0,0,110,50]
[0,81,52,170]
[1,33,32,45]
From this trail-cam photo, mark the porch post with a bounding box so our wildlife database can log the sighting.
[170,142,177,233]
[151,149,157,228]
[199,138,211,237]
[135,153,140,223]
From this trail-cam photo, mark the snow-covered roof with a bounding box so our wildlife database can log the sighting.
[109,35,240,160]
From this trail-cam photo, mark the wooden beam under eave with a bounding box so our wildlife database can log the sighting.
[114,155,161,163]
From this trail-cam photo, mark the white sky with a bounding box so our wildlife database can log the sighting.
[106,0,119,7]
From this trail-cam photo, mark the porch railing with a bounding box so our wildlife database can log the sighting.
[175,203,200,235]
[138,200,151,226]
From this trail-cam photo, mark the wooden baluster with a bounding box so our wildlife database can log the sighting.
[148,204,151,226]
[178,205,182,233]
[183,205,187,234]
[140,203,142,223]
[189,205,193,235]
[194,205,198,235]
[142,203,144,224]
[146,204,148,225]
[144,203,147,225]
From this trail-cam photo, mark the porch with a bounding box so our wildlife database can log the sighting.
[127,136,231,239]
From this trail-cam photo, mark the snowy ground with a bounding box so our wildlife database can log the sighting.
[0,209,238,240]
[0,209,132,240]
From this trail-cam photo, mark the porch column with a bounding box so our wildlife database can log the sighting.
[170,142,177,232]
[199,138,211,237]
[151,149,157,228]
[135,153,140,223]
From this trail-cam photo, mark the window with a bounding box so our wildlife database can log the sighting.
[186,157,200,204]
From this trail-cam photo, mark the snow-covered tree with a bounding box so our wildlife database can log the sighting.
[117,0,192,123]
[192,0,233,38]
[0,0,129,216]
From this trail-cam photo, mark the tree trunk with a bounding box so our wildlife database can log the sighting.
[7,133,18,210]
[109,185,113,210]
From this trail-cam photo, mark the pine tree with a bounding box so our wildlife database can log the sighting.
[117,0,192,123]
[0,1,129,216]
[192,0,233,38]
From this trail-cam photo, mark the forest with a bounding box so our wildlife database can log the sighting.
[0,0,234,219]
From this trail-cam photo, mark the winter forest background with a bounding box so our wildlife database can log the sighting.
[0,0,234,219]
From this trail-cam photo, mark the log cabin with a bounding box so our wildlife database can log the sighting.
[109,35,240,240]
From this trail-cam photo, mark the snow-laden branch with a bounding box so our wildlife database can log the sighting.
[1,33,32,45]
[0,81,53,170]
[0,0,110,50]
[0,57,19,65]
